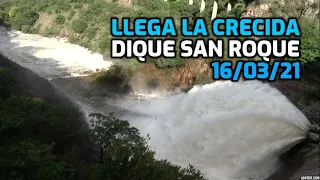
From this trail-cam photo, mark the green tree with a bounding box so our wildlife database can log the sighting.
[8,6,18,17]
[9,10,39,30]
[154,58,186,68]
[56,14,65,25]
[95,65,133,92]
[88,113,207,180]
[72,19,88,34]
[21,24,30,33]
[0,139,75,180]
[299,18,320,64]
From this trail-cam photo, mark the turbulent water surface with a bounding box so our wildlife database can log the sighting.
[117,81,311,180]
[0,27,112,79]
[0,28,312,180]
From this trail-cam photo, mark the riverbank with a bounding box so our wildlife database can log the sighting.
[0,26,113,79]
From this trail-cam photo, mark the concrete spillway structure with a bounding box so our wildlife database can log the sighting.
[308,125,320,142]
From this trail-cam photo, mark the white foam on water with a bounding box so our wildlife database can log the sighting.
[118,80,311,180]
[0,27,112,79]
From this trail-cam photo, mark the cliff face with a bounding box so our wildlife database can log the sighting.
[0,53,60,103]
[131,59,212,93]
[244,1,319,18]
[244,3,271,17]
[174,59,212,89]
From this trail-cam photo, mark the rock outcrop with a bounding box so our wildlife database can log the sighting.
[132,59,212,93]
[0,53,60,103]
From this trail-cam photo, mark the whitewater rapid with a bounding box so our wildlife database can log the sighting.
[0,27,112,79]
[117,80,311,180]
[0,28,312,180]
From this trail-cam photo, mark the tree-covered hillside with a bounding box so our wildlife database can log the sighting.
[1,0,319,101]
[0,0,319,88]
[2,0,318,69]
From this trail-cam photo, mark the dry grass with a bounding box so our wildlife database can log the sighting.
[34,13,56,34]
